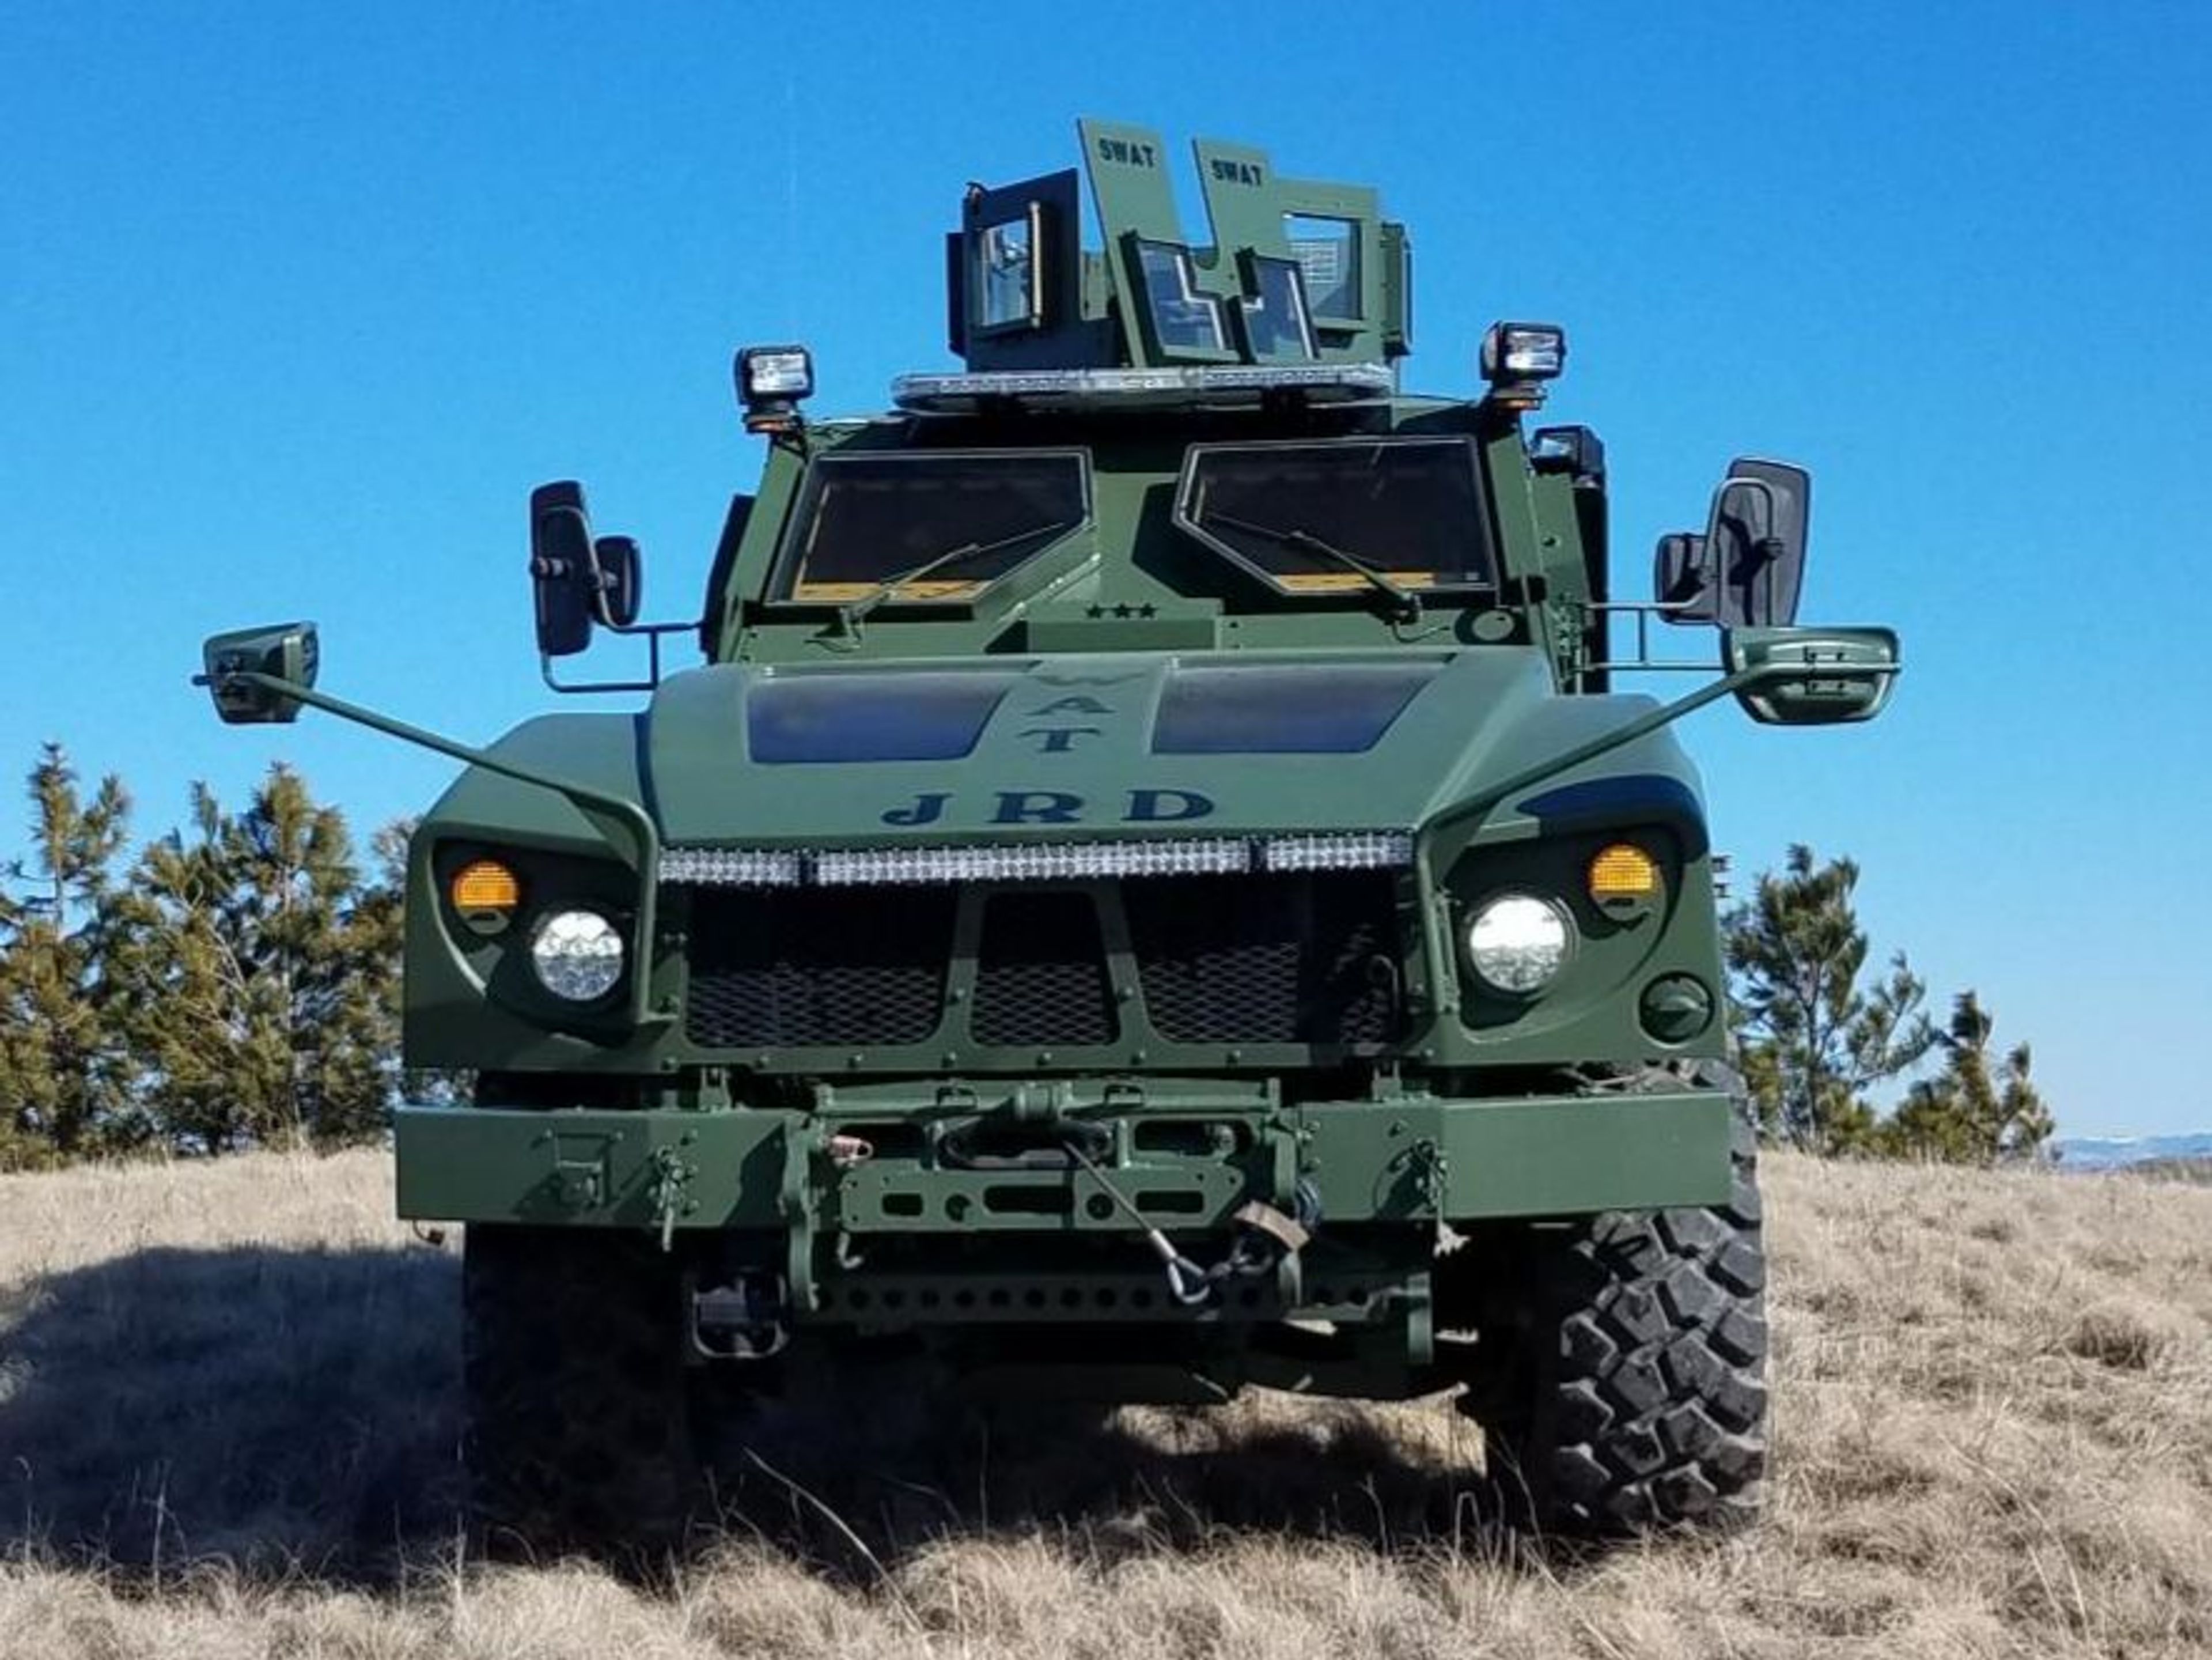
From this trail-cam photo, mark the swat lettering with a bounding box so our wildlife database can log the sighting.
[880,789,1217,827]
[1094,137,1158,169]
[1207,157,1264,187]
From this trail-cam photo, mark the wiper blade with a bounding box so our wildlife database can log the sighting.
[840,518,1077,630]
[1206,512,1422,622]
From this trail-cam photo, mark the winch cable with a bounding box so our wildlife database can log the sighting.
[1061,1140,1285,1307]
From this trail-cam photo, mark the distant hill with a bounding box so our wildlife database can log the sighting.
[2127,1157,2212,1186]
[2054,1132,2212,1171]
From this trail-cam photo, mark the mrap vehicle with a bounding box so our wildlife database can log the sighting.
[197,119,1898,1544]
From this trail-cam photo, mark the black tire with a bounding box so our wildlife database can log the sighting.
[1476,1111,1768,1535]
[462,1225,702,1556]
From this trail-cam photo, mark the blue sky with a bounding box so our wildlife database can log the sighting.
[5,3,2206,1135]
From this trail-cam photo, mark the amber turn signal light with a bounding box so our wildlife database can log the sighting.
[452,859,521,914]
[1588,844,1660,902]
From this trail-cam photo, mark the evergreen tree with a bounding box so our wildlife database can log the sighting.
[0,746,136,1163]
[1724,844,1938,1152]
[1881,991,2054,1162]
[116,766,399,1151]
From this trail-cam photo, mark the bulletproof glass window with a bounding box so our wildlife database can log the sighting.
[1284,214,1361,322]
[1134,240,1229,353]
[975,209,1040,331]
[775,451,1090,604]
[1176,438,1495,595]
[1233,252,1317,361]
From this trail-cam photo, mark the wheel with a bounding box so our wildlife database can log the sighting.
[1469,1109,1768,1534]
[462,1225,703,1555]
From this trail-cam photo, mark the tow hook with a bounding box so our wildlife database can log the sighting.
[690,1269,790,1361]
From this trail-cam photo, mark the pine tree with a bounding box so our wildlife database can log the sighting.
[0,745,137,1163]
[116,766,399,1151]
[1725,844,1938,1153]
[1881,991,2054,1163]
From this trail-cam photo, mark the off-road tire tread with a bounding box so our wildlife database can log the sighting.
[463,1226,702,1555]
[1494,1111,1768,1534]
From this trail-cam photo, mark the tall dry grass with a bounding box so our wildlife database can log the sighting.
[2,1146,2210,1657]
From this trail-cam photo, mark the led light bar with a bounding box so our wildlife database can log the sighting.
[1257,832,1416,872]
[814,840,1251,887]
[660,831,1419,887]
[658,847,805,887]
[892,362,1393,416]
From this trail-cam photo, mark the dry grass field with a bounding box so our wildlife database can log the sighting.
[2,1147,2210,1658]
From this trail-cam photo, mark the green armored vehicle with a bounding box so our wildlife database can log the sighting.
[198,120,1897,1542]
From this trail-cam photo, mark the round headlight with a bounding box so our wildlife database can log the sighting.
[530,908,624,1003]
[1465,894,1572,994]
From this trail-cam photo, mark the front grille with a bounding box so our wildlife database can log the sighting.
[680,869,1402,1053]
[971,891,1117,1047]
[685,887,955,1048]
[1126,870,1402,1046]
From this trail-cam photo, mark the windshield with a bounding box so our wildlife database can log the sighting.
[774,450,1089,604]
[1175,438,1495,594]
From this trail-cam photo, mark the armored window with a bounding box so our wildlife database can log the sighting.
[974,207,1041,331]
[1132,240,1229,354]
[1175,438,1495,595]
[1284,214,1361,322]
[1232,252,1317,362]
[774,450,1090,606]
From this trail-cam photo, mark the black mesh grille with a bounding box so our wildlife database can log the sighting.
[1126,871,1402,1047]
[685,888,954,1048]
[681,868,1402,1054]
[970,891,1117,1048]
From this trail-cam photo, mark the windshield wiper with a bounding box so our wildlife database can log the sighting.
[1206,512,1422,623]
[838,517,1077,633]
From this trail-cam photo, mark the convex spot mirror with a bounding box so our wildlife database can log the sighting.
[593,535,642,629]
[1726,625,1899,725]
[1656,457,1810,629]
[199,622,320,725]
[529,482,647,654]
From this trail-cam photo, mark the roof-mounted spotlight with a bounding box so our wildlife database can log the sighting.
[1479,322,1566,411]
[735,344,815,434]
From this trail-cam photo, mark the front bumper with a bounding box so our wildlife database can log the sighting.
[394,1087,1731,1233]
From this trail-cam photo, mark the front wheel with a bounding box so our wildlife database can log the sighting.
[462,1226,704,1555]
[1472,1117,1768,1534]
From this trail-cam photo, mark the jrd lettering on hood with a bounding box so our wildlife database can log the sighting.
[884,788,1217,826]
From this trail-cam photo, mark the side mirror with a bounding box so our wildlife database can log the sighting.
[529,481,598,657]
[1726,625,1899,725]
[1653,531,1716,624]
[198,622,320,724]
[1705,457,1809,628]
[592,535,643,628]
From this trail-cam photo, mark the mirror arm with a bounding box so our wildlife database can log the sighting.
[213,670,666,1030]
[1422,662,1796,842]
[539,618,702,695]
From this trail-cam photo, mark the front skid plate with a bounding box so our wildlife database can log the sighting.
[393,1090,1732,1230]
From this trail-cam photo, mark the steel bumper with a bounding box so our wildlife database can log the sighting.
[393,1088,1733,1230]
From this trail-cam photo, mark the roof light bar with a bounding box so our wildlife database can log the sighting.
[892,362,1393,417]
[658,832,1419,888]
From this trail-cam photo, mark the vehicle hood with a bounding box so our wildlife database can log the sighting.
[618,649,1695,846]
